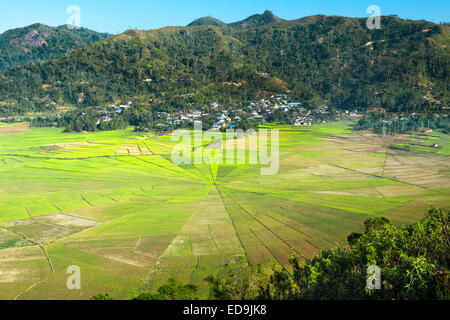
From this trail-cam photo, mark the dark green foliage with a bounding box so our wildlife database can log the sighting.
[346,232,363,246]
[204,261,266,300]
[0,23,109,70]
[0,15,448,115]
[259,208,449,300]
[354,113,450,135]
[90,293,114,300]
[30,108,128,132]
[133,278,198,300]
[266,109,293,124]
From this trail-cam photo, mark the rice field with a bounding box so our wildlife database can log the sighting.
[0,122,448,299]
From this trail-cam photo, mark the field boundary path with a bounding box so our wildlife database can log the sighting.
[0,226,55,274]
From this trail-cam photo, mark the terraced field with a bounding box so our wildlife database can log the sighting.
[0,122,449,299]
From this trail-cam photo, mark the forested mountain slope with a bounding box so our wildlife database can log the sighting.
[0,23,109,71]
[0,14,448,115]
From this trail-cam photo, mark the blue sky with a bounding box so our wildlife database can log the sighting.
[1,0,449,34]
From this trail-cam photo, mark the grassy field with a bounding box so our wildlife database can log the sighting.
[0,122,448,299]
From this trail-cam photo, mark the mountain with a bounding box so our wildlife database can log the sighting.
[188,17,226,27]
[229,10,284,28]
[188,10,283,28]
[0,23,109,70]
[0,13,448,115]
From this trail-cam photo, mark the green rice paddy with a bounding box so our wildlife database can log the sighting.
[0,122,448,299]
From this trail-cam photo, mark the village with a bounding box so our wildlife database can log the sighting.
[88,94,354,131]
[8,93,445,135]
[1,93,362,131]
[152,94,358,130]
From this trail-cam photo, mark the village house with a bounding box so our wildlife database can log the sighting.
[217,114,231,122]
[96,116,112,125]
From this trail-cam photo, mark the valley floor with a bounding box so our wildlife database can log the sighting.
[0,121,449,299]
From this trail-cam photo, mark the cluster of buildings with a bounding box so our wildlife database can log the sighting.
[111,94,355,130]
[423,87,441,105]
[3,94,363,129]
[0,116,23,123]
[151,95,343,129]
[96,104,132,125]
[156,110,205,127]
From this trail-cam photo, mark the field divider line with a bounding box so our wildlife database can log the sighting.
[131,237,156,258]
[100,193,118,203]
[327,162,437,192]
[381,151,389,177]
[52,203,63,213]
[192,164,215,184]
[60,212,103,223]
[215,186,250,266]
[129,155,207,183]
[138,156,204,182]
[205,157,216,185]
[190,256,200,282]
[23,165,92,175]
[234,200,322,252]
[265,214,332,250]
[14,282,39,300]
[218,190,322,247]
[208,224,222,255]
[97,187,209,233]
[269,211,339,248]
[220,188,298,254]
[25,208,33,219]
[267,215,315,242]
[165,155,213,184]
[81,196,94,207]
[142,142,155,155]
[32,219,80,232]
[0,152,210,183]
[249,229,293,280]
[0,154,120,161]
[136,189,215,290]
[189,234,194,256]
[132,250,155,259]
[0,226,55,274]
[388,152,407,166]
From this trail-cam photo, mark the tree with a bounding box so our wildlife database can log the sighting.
[133,278,199,300]
[259,208,449,300]
[90,293,114,300]
[204,258,267,300]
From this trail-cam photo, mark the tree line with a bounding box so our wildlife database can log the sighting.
[354,113,449,135]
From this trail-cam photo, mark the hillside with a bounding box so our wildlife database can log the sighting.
[229,10,284,28]
[188,10,283,28]
[0,13,448,115]
[0,23,109,70]
[188,17,227,27]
